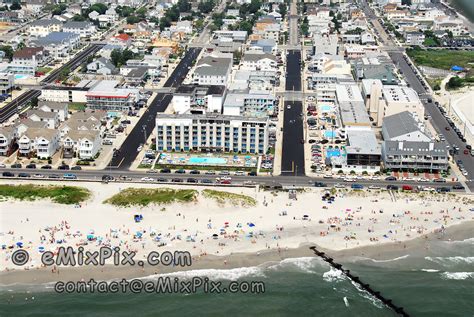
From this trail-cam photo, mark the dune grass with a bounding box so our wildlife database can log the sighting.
[202,189,257,207]
[0,184,90,205]
[104,188,198,207]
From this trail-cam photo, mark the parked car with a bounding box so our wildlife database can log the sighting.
[41,165,52,169]
[63,173,77,180]
[26,163,36,169]
[402,185,413,191]
[18,173,30,178]
[314,182,327,187]
[351,184,364,190]
[248,171,257,176]
[187,178,198,183]
[385,176,397,181]
[175,169,186,174]
[71,166,82,170]
[2,172,14,177]
[11,163,22,168]
[58,165,70,170]
[160,168,171,173]
[386,185,399,191]
[172,178,184,183]
[190,170,201,174]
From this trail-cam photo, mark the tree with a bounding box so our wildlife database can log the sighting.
[10,0,21,10]
[198,0,215,14]
[177,0,191,12]
[89,3,107,15]
[238,20,253,34]
[126,15,140,24]
[0,45,14,60]
[159,17,171,31]
[446,76,463,90]
[136,7,147,18]
[233,50,242,64]
[59,67,70,82]
[279,3,287,19]
[195,18,204,31]
[110,49,122,67]
[72,14,86,21]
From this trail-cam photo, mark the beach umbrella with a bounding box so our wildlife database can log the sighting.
[38,246,45,253]
[16,242,23,248]
[87,234,94,240]
[303,215,309,218]
[248,223,255,227]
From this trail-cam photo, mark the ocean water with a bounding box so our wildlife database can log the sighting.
[450,0,474,23]
[1,238,473,316]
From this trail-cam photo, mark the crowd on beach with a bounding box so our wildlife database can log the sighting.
[1,187,473,272]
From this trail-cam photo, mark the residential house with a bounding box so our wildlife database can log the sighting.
[26,109,59,129]
[241,53,278,71]
[18,128,60,159]
[87,57,118,75]
[0,126,17,156]
[38,101,68,121]
[63,21,97,38]
[62,130,101,159]
[31,32,80,60]
[0,72,14,94]
[28,19,62,37]
[404,31,425,45]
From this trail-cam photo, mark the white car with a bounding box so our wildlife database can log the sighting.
[141,177,154,182]
[234,171,245,176]
[32,174,45,178]
[334,183,345,188]
[368,185,380,189]
[137,145,143,152]
[0,163,6,168]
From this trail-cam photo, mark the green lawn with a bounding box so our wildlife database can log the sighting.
[202,189,256,207]
[36,67,53,74]
[104,188,198,207]
[153,163,256,172]
[0,185,90,204]
[68,102,87,111]
[407,49,474,70]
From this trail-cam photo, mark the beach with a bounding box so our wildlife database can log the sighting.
[1,179,473,284]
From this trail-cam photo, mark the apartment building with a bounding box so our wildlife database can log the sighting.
[155,113,269,154]
[193,56,233,86]
[382,112,448,171]
[213,30,248,42]
[0,72,13,95]
[38,101,69,122]
[10,47,46,75]
[31,32,80,60]
[63,21,97,38]
[28,19,62,37]
[86,80,138,111]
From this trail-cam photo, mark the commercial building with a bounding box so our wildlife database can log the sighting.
[155,113,269,154]
[223,89,276,118]
[171,85,226,114]
[10,47,46,75]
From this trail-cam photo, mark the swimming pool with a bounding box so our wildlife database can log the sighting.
[324,131,336,138]
[188,157,227,165]
[326,149,341,158]
[14,74,29,80]
[319,105,333,112]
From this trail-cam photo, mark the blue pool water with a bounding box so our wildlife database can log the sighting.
[14,74,29,80]
[326,149,341,158]
[324,131,336,138]
[188,157,227,165]
[319,105,333,112]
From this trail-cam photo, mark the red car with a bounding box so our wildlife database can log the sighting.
[220,180,231,185]
[402,185,413,191]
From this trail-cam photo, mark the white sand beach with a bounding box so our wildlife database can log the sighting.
[1,180,473,277]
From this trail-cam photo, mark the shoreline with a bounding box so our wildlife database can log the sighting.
[1,220,472,287]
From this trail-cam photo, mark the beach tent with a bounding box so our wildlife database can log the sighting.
[451,65,464,72]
